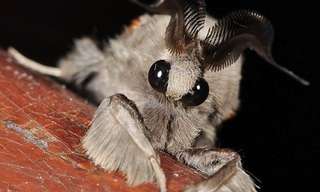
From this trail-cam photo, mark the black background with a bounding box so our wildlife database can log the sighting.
[0,1,315,191]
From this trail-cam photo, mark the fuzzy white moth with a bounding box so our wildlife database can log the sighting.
[9,0,309,191]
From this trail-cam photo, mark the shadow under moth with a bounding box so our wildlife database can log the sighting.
[8,0,309,191]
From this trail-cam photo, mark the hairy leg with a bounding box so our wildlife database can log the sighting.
[173,148,256,192]
[8,38,105,86]
[83,94,166,192]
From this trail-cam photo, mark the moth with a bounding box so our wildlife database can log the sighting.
[9,0,309,191]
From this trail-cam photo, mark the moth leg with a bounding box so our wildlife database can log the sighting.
[83,94,166,192]
[8,47,62,77]
[8,38,105,85]
[175,148,256,192]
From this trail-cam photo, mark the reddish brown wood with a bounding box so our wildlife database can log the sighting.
[0,51,205,191]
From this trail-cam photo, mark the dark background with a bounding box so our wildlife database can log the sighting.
[0,1,315,191]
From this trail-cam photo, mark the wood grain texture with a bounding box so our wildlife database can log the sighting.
[0,51,205,192]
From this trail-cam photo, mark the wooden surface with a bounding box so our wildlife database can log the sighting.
[0,51,205,191]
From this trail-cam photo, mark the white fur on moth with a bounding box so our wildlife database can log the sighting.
[8,0,309,191]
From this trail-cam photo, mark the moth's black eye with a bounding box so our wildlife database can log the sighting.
[181,78,209,106]
[148,60,171,93]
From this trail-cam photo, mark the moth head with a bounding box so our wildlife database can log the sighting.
[134,0,309,107]
[148,52,209,106]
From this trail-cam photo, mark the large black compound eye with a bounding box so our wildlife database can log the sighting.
[148,60,171,93]
[181,78,209,106]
